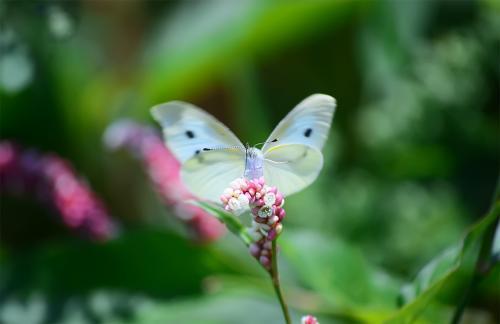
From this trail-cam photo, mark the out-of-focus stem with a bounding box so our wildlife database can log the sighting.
[270,240,291,324]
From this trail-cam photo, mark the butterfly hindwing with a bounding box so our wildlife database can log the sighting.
[263,144,324,196]
[181,149,245,202]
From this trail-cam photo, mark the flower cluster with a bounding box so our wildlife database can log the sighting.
[104,120,225,243]
[0,141,116,240]
[220,177,285,270]
[301,315,319,324]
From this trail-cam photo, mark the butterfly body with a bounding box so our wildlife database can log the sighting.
[244,147,264,180]
[152,94,336,202]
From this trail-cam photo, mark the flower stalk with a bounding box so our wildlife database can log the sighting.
[271,239,292,324]
[220,177,291,323]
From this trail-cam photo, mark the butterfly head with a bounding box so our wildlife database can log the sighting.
[246,146,263,159]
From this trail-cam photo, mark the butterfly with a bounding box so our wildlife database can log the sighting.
[151,94,336,202]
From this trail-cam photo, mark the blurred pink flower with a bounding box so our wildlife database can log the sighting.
[0,141,117,240]
[104,120,225,243]
[301,315,319,324]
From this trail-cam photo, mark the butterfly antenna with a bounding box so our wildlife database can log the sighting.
[201,145,245,152]
[254,138,279,148]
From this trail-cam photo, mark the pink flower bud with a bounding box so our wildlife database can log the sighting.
[301,315,319,324]
[259,255,270,268]
[263,240,272,250]
[275,193,283,206]
[254,216,267,224]
[267,228,277,241]
[278,208,286,220]
[249,243,261,257]
[268,215,279,225]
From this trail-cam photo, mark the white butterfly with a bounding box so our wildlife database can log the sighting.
[151,94,336,202]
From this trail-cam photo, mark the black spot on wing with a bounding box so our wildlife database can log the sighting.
[304,128,313,137]
[185,130,195,139]
[195,149,201,155]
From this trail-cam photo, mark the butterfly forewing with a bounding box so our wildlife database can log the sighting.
[262,94,335,152]
[151,101,246,201]
[151,101,244,163]
[262,94,336,196]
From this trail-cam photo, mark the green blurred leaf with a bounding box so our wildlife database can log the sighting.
[386,198,500,323]
[281,230,401,322]
[492,222,500,258]
[130,290,308,324]
[0,229,216,297]
[195,201,253,246]
[398,246,459,305]
[142,0,356,102]
[0,290,320,324]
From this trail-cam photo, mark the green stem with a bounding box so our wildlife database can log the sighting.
[270,239,292,324]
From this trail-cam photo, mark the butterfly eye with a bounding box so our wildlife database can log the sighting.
[185,130,195,139]
[304,128,313,138]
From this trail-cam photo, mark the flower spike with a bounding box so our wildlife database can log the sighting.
[220,177,285,270]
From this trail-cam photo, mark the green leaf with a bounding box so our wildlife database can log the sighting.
[386,199,500,323]
[194,201,253,246]
[280,230,401,323]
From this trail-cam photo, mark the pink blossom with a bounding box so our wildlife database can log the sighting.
[0,141,116,240]
[104,120,225,243]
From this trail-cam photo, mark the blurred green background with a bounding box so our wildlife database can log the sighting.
[1,0,499,323]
